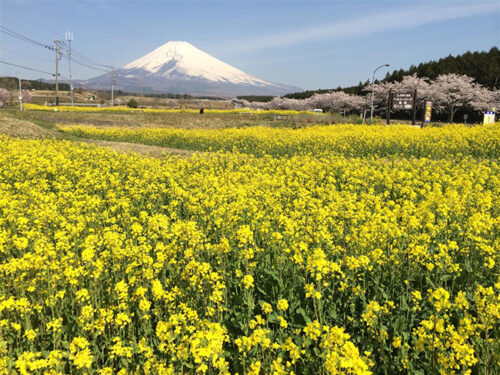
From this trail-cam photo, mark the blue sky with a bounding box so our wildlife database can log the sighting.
[1,0,499,90]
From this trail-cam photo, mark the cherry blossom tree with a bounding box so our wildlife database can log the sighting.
[429,74,480,122]
[397,75,432,109]
[367,74,499,122]
[309,91,367,113]
[348,94,369,112]
[368,74,431,110]
[266,97,312,111]
[251,101,270,110]
[489,90,500,111]
[0,88,10,107]
[265,97,288,110]
[230,98,250,108]
[22,90,32,104]
[469,86,499,113]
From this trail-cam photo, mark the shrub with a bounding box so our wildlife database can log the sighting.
[127,99,138,108]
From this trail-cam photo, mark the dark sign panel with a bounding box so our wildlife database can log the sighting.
[392,92,414,110]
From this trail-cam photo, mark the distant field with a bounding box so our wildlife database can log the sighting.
[8,89,237,108]
[8,90,95,106]
[24,103,325,116]
[9,107,359,130]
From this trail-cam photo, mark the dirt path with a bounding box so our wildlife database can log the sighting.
[0,110,194,157]
[0,110,61,138]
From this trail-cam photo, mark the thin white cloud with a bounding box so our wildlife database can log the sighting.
[223,2,498,54]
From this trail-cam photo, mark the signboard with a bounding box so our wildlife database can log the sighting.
[424,101,432,123]
[392,92,414,110]
[388,89,418,125]
[483,111,496,124]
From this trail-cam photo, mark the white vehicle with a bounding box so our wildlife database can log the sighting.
[313,108,323,113]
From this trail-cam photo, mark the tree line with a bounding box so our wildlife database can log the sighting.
[384,47,499,89]
[0,77,70,91]
[233,74,499,123]
[285,47,500,100]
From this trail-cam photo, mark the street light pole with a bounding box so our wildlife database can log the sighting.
[370,63,390,124]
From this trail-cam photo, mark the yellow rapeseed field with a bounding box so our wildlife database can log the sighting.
[59,123,500,158]
[0,123,499,374]
[24,103,321,116]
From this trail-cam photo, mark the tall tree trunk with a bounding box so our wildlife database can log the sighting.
[449,104,455,123]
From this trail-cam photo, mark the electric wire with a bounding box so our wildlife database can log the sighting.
[0,46,55,64]
[0,26,54,50]
[0,60,56,76]
[70,56,109,72]
[1,26,113,88]
[57,43,112,72]
[70,47,112,69]
[1,26,112,73]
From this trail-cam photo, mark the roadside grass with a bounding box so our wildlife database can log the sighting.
[5,108,60,130]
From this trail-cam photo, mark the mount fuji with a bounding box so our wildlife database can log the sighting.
[83,41,301,97]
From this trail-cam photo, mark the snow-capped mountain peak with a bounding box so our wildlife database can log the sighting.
[84,41,302,97]
[123,41,267,85]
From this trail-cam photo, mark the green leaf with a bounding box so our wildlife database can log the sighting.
[268,313,279,324]
[295,307,311,324]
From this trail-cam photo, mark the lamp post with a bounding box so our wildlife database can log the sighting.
[370,63,390,124]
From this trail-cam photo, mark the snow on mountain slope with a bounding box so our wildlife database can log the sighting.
[84,41,301,97]
[123,41,269,86]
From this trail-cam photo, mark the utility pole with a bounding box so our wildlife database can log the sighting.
[66,31,74,106]
[111,66,114,106]
[17,73,23,111]
[54,35,61,106]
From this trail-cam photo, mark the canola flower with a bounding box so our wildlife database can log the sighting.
[24,103,323,116]
[0,129,499,374]
[59,123,500,159]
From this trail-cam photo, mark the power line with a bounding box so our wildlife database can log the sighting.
[56,43,111,72]
[70,57,109,72]
[1,60,79,82]
[0,60,55,76]
[1,26,114,104]
[1,26,112,73]
[0,46,55,64]
[0,26,54,50]
[70,47,112,69]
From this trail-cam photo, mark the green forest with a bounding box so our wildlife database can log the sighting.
[0,77,70,91]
